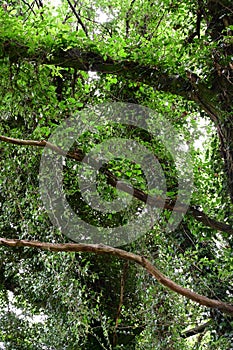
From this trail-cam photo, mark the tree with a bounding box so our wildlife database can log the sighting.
[0,0,232,349]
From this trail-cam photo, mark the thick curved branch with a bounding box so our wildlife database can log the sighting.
[50,51,192,99]
[0,237,233,315]
[1,39,192,99]
[1,134,233,235]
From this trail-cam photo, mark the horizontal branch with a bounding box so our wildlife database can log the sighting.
[181,320,212,338]
[0,135,67,156]
[1,134,233,235]
[50,49,192,97]
[189,206,233,235]
[1,39,192,99]
[0,237,233,316]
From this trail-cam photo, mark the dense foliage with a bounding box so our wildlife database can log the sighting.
[0,0,232,349]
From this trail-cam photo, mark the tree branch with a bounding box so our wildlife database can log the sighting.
[125,0,136,37]
[113,261,129,346]
[1,39,192,100]
[49,50,192,99]
[3,30,232,201]
[66,0,89,37]
[1,134,233,235]
[0,237,233,315]
[181,320,212,338]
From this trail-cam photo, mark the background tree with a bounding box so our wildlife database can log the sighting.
[0,0,232,349]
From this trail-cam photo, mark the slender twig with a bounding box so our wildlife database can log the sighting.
[35,0,43,8]
[21,0,36,16]
[125,0,136,37]
[66,0,89,37]
[113,262,129,346]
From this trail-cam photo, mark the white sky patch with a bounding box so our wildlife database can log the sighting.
[96,9,110,23]
[47,0,110,25]
[1,291,47,324]
[0,291,47,349]
[192,116,212,152]
[88,71,99,80]
[48,0,62,7]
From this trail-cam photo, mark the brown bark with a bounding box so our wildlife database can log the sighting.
[1,134,233,235]
[0,237,233,316]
